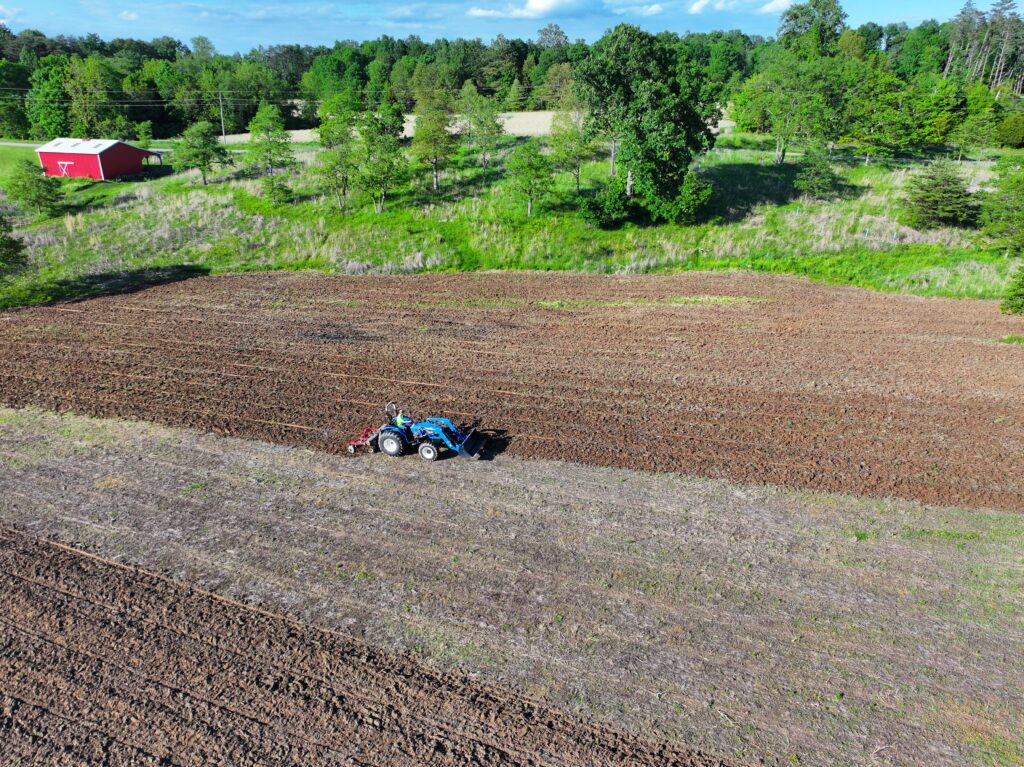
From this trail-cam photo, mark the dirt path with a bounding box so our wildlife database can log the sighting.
[1,271,1021,510]
[0,526,728,767]
[2,407,1022,766]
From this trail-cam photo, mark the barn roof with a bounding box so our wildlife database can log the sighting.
[36,138,159,156]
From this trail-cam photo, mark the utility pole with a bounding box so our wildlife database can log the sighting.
[218,91,226,140]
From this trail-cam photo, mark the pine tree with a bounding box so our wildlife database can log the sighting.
[504,78,524,111]
[983,158,1024,257]
[903,161,978,229]
[0,211,26,277]
[412,95,456,194]
[4,159,62,217]
[1002,264,1024,315]
[175,120,231,185]
[245,102,295,177]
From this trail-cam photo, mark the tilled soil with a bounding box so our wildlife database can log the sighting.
[0,526,728,767]
[3,407,1023,766]
[1,271,1022,510]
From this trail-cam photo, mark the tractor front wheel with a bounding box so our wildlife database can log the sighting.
[418,443,439,462]
[379,432,404,457]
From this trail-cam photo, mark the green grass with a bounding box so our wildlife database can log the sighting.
[0,137,1014,309]
[0,145,39,186]
[997,335,1024,344]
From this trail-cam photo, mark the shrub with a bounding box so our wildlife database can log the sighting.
[579,176,632,229]
[996,114,1024,149]
[1002,264,1024,315]
[260,175,293,204]
[796,142,841,200]
[903,161,978,229]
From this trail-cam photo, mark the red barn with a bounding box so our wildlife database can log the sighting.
[36,138,163,180]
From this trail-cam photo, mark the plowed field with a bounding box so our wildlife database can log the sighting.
[0,527,726,767]
[1,271,1021,510]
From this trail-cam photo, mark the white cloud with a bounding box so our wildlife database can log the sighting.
[468,0,576,19]
[612,2,663,14]
[688,0,710,11]
[757,0,791,12]
[119,9,139,20]
[0,4,21,24]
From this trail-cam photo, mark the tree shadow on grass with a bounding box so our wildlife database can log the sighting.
[700,161,802,222]
[34,264,211,307]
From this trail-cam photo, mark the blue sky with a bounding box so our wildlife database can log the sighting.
[2,1,967,53]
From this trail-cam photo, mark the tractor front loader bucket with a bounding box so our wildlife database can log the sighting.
[457,429,486,460]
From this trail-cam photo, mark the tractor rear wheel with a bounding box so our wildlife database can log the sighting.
[418,443,439,462]
[379,431,404,457]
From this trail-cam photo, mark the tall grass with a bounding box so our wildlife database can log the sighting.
[0,138,1013,309]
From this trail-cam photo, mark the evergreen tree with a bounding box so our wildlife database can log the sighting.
[504,78,524,110]
[795,141,841,200]
[1002,265,1024,315]
[245,101,295,176]
[983,158,1024,257]
[505,140,553,216]
[412,96,457,193]
[903,161,978,228]
[4,160,62,217]
[0,212,26,278]
[175,120,231,185]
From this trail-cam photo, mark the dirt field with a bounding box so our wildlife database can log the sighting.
[0,527,726,767]
[1,271,1021,510]
[221,110,557,143]
[2,408,1022,766]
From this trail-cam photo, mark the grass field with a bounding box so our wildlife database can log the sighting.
[0,137,1019,310]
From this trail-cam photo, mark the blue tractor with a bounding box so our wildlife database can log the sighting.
[347,402,485,461]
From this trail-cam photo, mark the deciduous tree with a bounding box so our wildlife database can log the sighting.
[175,120,231,184]
[458,81,504,168]
[315,95,358,211]
[574,24,715,222]
[549,107,594,194]
[505,139,553,216]
[354,103,408,213]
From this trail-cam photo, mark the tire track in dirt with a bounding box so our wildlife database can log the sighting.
[1,271,1022,510]
[0,528,730,767]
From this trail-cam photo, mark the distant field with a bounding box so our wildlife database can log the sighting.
[219,111,555,144]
